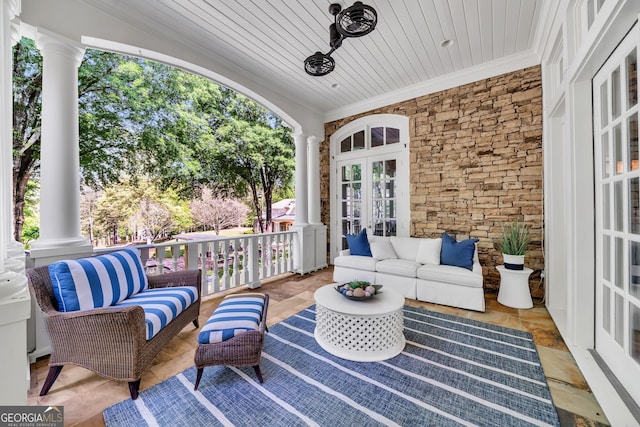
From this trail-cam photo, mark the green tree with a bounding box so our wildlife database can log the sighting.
[214,93,294,232]
[13,38,295,243]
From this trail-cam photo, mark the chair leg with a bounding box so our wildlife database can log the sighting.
[253,365,264,383]
[192,319,199,328]
[194,368,204,391]
[40,366,63,396]
[129,380,141,400]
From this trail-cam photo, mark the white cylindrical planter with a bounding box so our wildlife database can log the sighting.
[497,265,533,309]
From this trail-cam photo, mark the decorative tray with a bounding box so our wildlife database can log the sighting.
[335,281,382,301]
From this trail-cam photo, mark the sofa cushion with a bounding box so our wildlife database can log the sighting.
[345,228,372,257]
[198,294,265,344]
[334,254,378,271]
[376,258,422,278]
[116,286,199,340]
[49,248,148,312]
[417,264,483,288]
[415,238,442,265]
[440,233,479,271]
[390,237,422,260]
[369,239,398,260]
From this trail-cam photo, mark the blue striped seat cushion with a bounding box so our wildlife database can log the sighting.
[48,248,148,312]
[115,286,199,340]
[198,293,265,344]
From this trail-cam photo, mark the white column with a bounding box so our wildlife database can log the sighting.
[293,131,309,226]
[29,30,91,258]
[307,135,321,225]
[0,0,31,407]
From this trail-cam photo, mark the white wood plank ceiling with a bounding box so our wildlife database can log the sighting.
[82,0,545,116]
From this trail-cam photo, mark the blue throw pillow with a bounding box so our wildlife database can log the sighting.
[345,228,372,257]
[440,232,479,271]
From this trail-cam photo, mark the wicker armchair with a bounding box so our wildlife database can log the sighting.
[27,266,202,400]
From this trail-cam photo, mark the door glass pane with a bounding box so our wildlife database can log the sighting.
[372,161,382,179]
[602,133,610,178]
[629,114,639,171]
[615,181,624,231]
[627,48,637,108]
[616,293,625,345]
[342,184,350,199]
[371,127,383,147]
[386,181,395,198]
[353,130,365,150]
[341,201,349,217]
[352,183,361,199]
[614,124,623,174]
[615,237,624,289]
[372,181,382,198]
[603,285,611,332]
[385,159,397,178]
[372,220,383,236]
[386,200,395,217]
[631,303,640,364]
[613,66,621,119]
[386,128,400,145]
[631,178,640,234]
[604,234,611,281]
[340,136,351,153]
[386,220,396,236]
[600,81,609,127]
[352,164,361,181]
[342,219,350,235]
[631,241,640,298]
[603,184,611,229]
[342,165,351,181]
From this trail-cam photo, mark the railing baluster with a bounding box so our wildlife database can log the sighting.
[119,231,296,294]
[211,241,220,294]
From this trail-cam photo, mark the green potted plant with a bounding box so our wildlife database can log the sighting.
[499,220,530,270]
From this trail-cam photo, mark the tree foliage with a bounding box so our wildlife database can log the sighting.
[13,38,295,244]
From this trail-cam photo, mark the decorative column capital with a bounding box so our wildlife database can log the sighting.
[307,135,319,147]
[35,29,85,67]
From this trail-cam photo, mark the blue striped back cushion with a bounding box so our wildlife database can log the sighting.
[115,286,198,340]
[48,248,148,312]
[198,293,265,344]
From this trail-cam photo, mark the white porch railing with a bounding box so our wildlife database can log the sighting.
[98,231,296,298]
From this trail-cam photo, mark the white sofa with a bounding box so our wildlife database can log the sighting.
[333,233,485,312]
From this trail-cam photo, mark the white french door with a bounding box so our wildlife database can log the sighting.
[336,154,400,248]
[330,115,409,260]
[593,22,640,402]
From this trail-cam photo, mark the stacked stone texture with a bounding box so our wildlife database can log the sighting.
[321,65,543,294]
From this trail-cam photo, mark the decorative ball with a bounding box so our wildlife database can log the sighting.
[346,290,353,296]
[353,288,366,297]
[365,285,376,295]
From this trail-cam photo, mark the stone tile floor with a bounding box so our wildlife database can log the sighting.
[27,267,609,426]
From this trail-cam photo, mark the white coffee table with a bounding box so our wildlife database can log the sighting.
[313,284,405,362]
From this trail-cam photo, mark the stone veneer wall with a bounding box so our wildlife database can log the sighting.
[321,65,543,293]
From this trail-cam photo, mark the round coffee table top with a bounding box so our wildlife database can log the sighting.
[314,283,404,316]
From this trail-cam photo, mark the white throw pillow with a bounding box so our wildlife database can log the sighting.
[415,238,442,265]
[369,239,398,260]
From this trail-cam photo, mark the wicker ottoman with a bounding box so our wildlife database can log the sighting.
[194,293,269,390]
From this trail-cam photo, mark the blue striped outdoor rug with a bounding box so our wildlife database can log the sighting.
[104,305,560,426]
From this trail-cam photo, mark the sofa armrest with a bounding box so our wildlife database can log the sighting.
[339,249,351,257]
[44,305,147,367]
